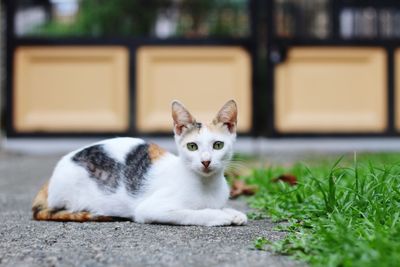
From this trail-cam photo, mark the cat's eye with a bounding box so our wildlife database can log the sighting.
[213,141,224,150]
[187,142,198,151]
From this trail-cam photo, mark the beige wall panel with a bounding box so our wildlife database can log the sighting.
[14,46,129,132]
[136,46,252,132]
[275,47,387,133]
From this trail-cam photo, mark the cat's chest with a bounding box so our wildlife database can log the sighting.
[180,179,229,209]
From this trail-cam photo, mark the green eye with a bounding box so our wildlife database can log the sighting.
[213,141,224,150]
[187,142,198,151]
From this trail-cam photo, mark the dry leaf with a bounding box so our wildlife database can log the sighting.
[272,174,298,186]
[230,180,258,198]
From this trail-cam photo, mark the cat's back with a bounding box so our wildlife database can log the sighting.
[61,137,164,164]
[47,137,172,215]
[53,137,171,184]
[73,137,145,159]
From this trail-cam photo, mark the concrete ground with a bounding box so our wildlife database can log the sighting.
[0,151,300,267]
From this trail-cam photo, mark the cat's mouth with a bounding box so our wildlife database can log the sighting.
[194,165,218,176]
[202,168,211,174]
[201,167,216,176]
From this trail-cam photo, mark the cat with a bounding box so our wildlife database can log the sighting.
[32,100,247,226]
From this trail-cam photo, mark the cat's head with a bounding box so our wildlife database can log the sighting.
[171,100,237,177]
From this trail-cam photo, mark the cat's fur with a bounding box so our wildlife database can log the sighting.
[32,100,247,226]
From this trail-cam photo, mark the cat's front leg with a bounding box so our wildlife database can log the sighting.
[134,205,244,226]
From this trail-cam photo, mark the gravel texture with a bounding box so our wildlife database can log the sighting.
[0,151,300,267]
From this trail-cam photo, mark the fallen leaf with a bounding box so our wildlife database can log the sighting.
[230,180,258,198]
[272,174,298,186]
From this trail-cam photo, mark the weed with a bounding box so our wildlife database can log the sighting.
[245,153,400,267]
[254,237,270,250]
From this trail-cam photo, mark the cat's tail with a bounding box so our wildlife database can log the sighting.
[31,182,123,222]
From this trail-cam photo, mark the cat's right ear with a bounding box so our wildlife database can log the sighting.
[171,100,195,135]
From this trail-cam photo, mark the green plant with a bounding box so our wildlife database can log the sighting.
[32,0,249,37]
[254,237,270,250]
[245,153,400,267]
[33,0,168,37]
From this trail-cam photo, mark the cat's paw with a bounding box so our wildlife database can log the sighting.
[204,212,235,227]
[223,208,248,225]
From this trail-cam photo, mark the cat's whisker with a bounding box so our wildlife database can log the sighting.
[225,161,251,178]
[226,161,249,170]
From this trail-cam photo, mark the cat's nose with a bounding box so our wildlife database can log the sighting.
[201,161,211,168]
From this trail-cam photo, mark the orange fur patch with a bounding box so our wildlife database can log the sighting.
[34,209,93,222]
[32,181,118,222]
[148,143,166,162]
[32,181,49,217]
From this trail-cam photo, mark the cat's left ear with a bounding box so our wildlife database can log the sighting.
[213,100,237,133]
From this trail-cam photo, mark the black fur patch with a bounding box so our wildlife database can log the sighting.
[32,205,42,218]
[72,143,151,195]
[124,144,151,194]
[194,122,202,129]
[49,207,66,215]
[72,145,122,193]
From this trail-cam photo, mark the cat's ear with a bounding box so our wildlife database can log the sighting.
[171,100,196,135]
[213,100,237,133]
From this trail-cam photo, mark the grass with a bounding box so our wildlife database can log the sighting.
[243,153,400,267]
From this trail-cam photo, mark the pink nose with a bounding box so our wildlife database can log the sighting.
[201,161,211,168]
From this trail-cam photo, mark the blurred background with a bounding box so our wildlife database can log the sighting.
[1,0,400,154]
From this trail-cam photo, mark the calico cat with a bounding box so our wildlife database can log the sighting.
[32,100,247,226]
